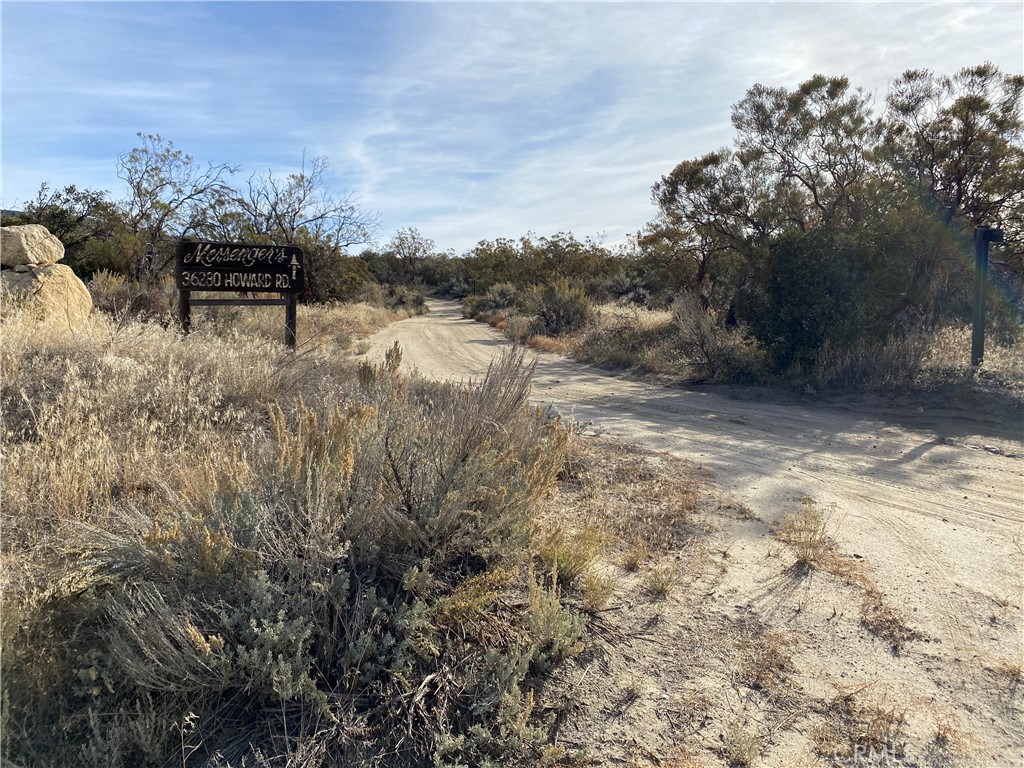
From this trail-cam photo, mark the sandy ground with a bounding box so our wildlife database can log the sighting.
[366,300,1024,767]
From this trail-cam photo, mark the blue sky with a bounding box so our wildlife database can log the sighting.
[2,1,1022,253]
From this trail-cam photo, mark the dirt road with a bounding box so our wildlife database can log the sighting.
[368,302,1023,648]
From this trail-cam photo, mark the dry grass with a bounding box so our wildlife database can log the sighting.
[0,295,408,552]
[583,445,701,552]
[775,497,837,570]
[529,334,574,355]
[812,334,932,392]
[814,683,908,762]
[987,657,1024,690]
[859,587,922,652]
[926,713,975,765]
[536,523,609,589]
[522,433,1008,767]
[923,324,1024,384]
[656,755,727,768]
[773,498,920,654]
[191,299,407,349]
[595,303,674,329]
[1,297,588,766]
[812,323,1024,393]
[719,721,762,767]
[620,538,651,572]
[734,623,795,696]
[642,561,679,598]
[579,568,617,612]
[574,308,673,372]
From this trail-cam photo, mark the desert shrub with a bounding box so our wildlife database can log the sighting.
[308,254,382,303]
[88,270,175,322]
[811,334,931,392]
[670,293,766,382]
[574,306,672,371]
[462,296,484,318]
[486,282,519,309]
[577,298,765,382]
[575,324,644,369]
[482,309,508,330]
[354,279,387,307]
[517,279,592,337]
[385,284,427,314]
[462,282,520,319]
[437,278,471,299]
[505,314,537,344]
[2,299,582,768]
[586,271,650,304]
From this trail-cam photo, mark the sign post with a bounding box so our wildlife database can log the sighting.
[971,227,1003,369]
[175,240,305,349]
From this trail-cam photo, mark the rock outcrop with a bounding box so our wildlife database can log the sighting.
[1,224,66,267]
[2,264,94,326]
[1,224,93,326]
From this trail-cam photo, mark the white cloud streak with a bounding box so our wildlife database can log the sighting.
[3,2,1021,250]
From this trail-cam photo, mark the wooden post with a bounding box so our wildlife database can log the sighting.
[179,289,191,335]
[175,240,303,347]
[285,294,297,349]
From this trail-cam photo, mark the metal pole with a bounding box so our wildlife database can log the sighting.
[971,227,1003,369]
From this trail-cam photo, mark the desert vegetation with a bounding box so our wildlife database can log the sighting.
[0,288,591,766]
[452,64,1024,394]
[9,64,1021,396]
[3,60,1022,767]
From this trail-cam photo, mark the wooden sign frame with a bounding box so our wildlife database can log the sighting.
[175,239,304,349]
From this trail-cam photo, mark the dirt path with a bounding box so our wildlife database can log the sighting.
[367,300,1024,765]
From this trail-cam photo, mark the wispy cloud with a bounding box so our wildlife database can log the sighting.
[3,2,1021,250]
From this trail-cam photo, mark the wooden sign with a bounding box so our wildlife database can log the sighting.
[175,239,304,349]
[175,240,304,293]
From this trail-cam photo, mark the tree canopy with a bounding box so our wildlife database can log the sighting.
[643,63,1023,365]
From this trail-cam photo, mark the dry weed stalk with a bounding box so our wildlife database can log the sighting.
[774,498,920,652]
[815,683,908,761]
[775,496,837,570]
[734,623,795,697]
[719,720,761,767]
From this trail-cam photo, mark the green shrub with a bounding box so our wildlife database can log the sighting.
[462,283,520,319]
[386,284,427,313]
[518,279,592,337]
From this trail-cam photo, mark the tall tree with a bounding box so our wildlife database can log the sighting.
[225,154,378,249]
[212,154,379,300]
[117,133,236,278]
[730,75,880,229]
[386,227,437,271]
[883,63,1024,251]
[649,150,777,310]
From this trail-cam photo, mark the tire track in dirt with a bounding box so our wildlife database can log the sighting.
[366,301,1024,652]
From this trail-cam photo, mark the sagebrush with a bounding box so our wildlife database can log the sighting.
[1,302,582,767]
